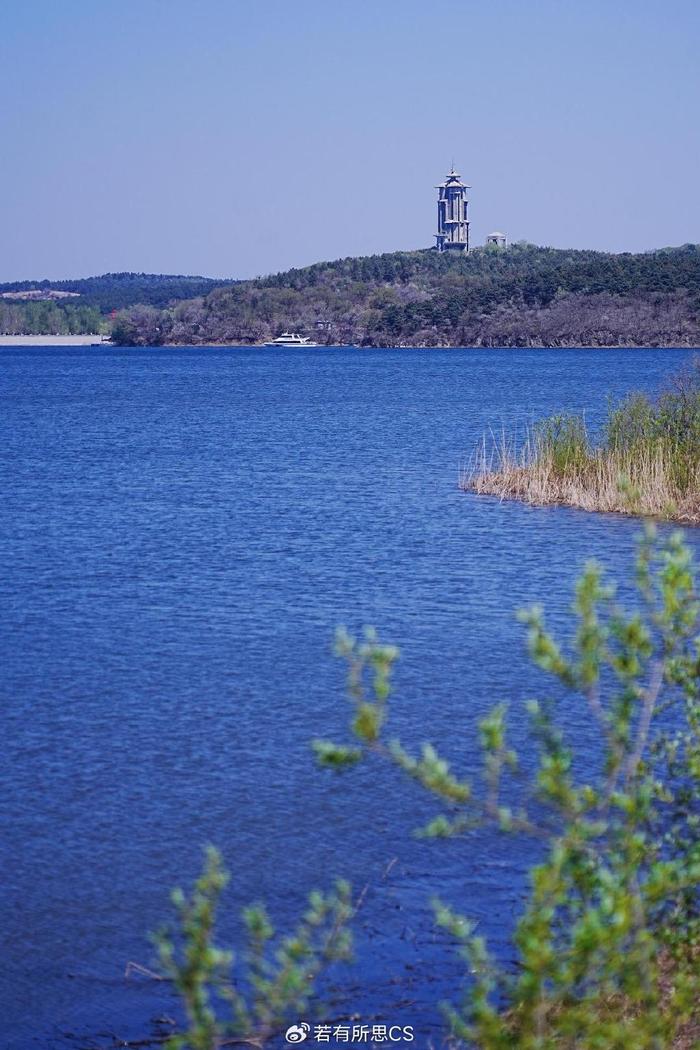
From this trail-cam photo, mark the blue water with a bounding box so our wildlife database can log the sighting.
[1,345,698,1049]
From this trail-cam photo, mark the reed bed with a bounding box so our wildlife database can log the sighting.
[462,385,700,525]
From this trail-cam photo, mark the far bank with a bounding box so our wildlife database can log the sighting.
[0,334,108,346]
[110,244,700,349]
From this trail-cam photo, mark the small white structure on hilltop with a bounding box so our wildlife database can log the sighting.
[486,231,507,248]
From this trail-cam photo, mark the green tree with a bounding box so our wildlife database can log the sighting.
[315,527,700,1047]
[160,527,700,1048]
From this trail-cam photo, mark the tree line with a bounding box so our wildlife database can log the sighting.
[0,300,103,336]
[0,272,237,332]
[110,243,700,348]
[4,247,699,345]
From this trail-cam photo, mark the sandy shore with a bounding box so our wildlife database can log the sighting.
[0,334,109,346]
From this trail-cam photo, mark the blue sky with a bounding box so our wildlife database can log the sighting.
[1,0,698,280]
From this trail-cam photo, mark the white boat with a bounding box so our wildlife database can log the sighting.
[264,332,319,347]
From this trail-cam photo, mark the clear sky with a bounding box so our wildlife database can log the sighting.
[1,0,698,281]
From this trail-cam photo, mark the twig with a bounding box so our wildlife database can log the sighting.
[623,659,665,783]
[381,856,398,880]
[124,961,167,981]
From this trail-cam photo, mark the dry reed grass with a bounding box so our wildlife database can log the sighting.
[461,429,700,525]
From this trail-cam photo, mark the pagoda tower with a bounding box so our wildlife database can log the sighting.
[435,167,470,252]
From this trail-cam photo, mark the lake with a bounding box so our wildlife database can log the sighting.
[1,345,698,1049]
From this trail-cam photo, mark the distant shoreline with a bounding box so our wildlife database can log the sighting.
[1,336,699,350]
[0,334,108,346]
[178,343,699,350]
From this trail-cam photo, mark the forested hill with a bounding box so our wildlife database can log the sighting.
[0,272,237,336]
[111,244,700,348]
[0,272,236,312]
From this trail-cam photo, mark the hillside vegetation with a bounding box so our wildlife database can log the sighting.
[0,272,236,336]
[111,243,700,348]
[0,300,105,337]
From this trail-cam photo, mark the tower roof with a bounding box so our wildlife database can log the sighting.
[436,168,471,189]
